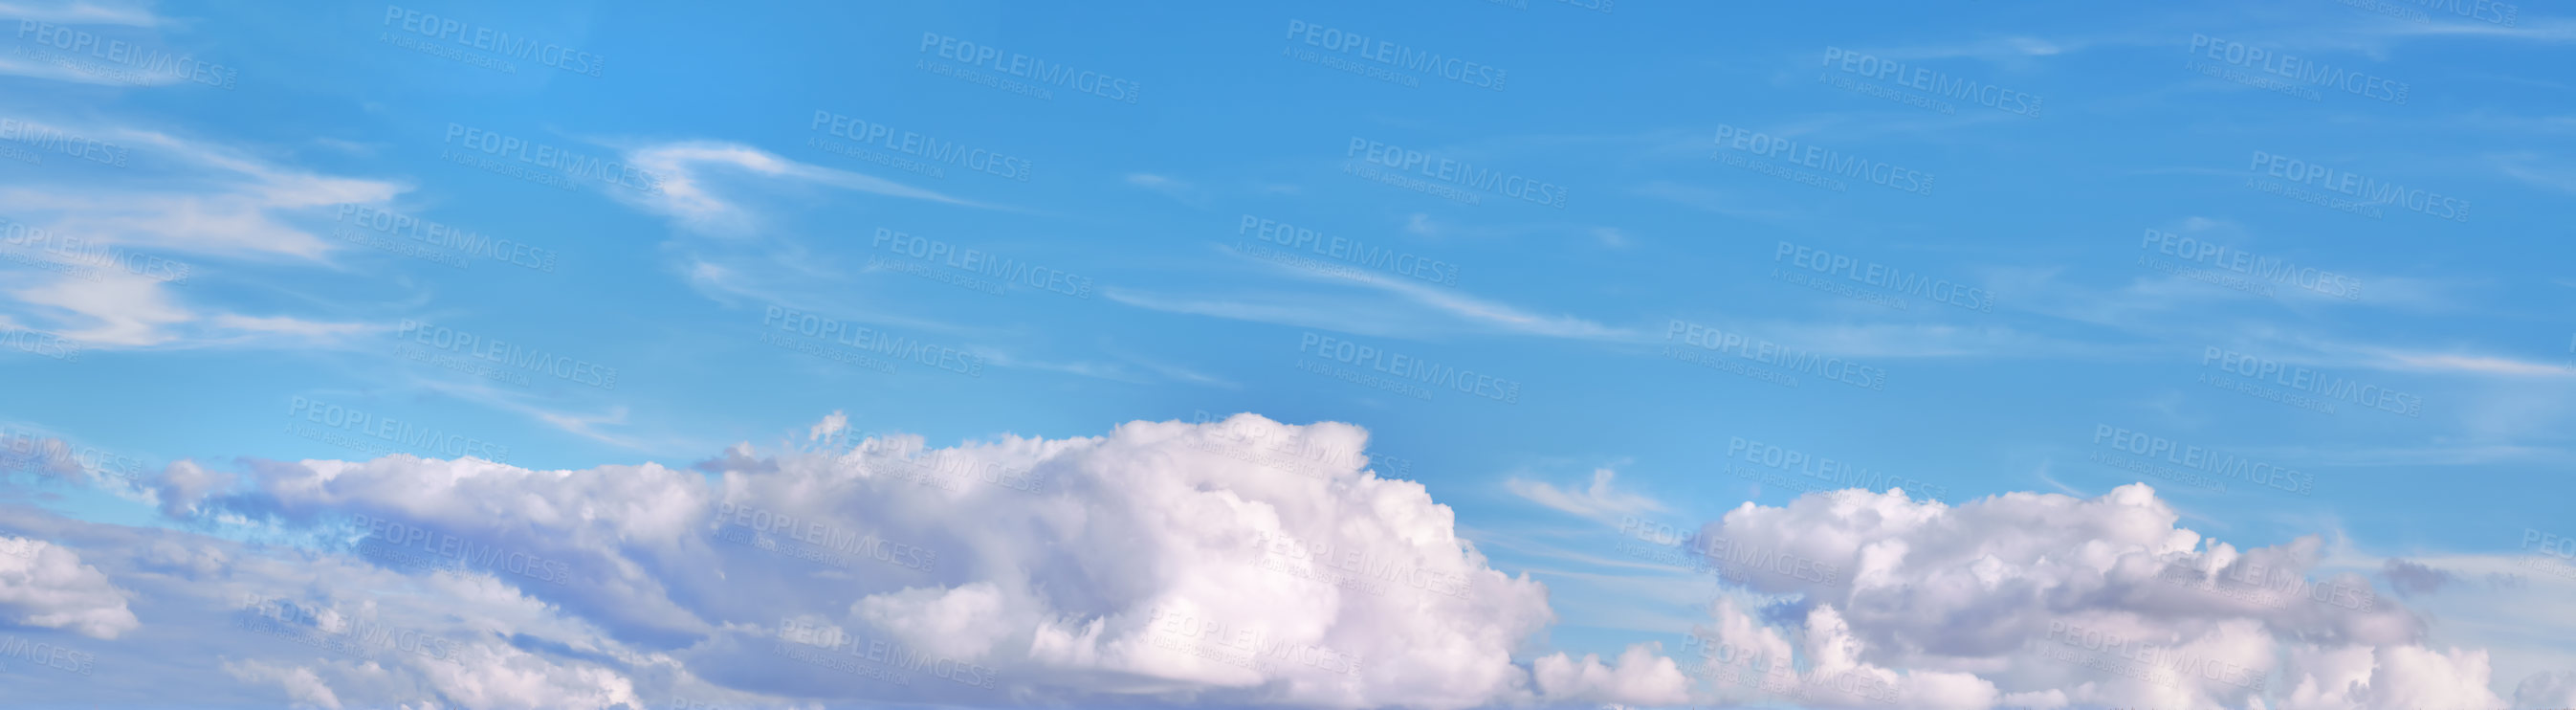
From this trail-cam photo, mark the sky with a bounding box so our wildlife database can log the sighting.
[0,0,2573,708]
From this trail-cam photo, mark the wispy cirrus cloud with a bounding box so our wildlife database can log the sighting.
[612,141,987,238]
[1105,242,1637,342]
[1506,466,1664,521]
[0,122,395,350]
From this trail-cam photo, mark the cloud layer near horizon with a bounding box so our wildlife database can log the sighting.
[1678,484,2521,710]
[6,413,1684,708]
[0,413,2561,709]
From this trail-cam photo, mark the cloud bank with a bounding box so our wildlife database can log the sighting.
[0,414,2563,709]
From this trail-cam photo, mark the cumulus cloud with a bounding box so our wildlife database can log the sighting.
[156,413,1612,708]
[2279,643,2500,710]
[0,535,138,638]
[154,458,234,518]
[412,643,644,710]
[11,415,2565,709]
[1652,483,2514,710]
[222,659,344,709]
[1530,642,1692,706]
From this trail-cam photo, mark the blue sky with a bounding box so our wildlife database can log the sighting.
[1,0,2573,708]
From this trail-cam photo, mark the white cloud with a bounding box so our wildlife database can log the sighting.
[2361,17,2576,43]
[1124,173,1199,202]
[0,536,138,638]
[1531,642,1693,706]
[614,141,983,237]
[2279,643,2502,710]
[0,124,405,260]
[222,659,343,710]
[11,415,2564,709]
[413,643,643,710]
[1355,275,1635,341]
[1507,466,1664,521]
[159,413,1602,708]
[2368,351,2576,378]
[9,271,192,346]
[0,122,402,350]
[1659,483,2522,710]
[1108,255,1636,342]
